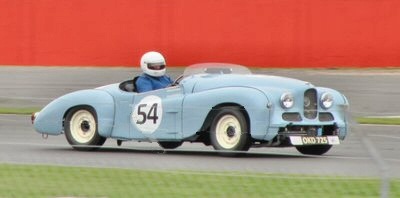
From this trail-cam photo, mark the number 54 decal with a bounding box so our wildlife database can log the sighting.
[132,95,163,134]
[136,103,159,124]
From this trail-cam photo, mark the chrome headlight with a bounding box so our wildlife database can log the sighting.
[280,92,294,109]
[320,92,334,109]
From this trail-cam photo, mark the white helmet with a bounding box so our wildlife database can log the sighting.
[140,51,166,77]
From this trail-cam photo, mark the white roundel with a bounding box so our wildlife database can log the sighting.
[132,95,163,134]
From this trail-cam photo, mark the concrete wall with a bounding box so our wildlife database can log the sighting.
[1,0,399,67]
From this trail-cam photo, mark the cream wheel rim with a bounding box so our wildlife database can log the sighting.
[69,110,96,144]
[215,115,241,149]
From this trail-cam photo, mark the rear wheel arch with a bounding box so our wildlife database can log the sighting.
[63,105,97,128]
[63,105,106,151]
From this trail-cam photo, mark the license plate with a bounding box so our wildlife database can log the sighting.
[289,136,340,146]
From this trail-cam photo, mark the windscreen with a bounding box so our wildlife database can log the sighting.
[183,63,252,77]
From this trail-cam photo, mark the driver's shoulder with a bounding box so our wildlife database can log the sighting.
[162,75,173,82]
[135,75,152,86]
[140,74,171,81]
[136,74,153,81]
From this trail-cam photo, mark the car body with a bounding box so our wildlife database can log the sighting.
[32,63,349,155]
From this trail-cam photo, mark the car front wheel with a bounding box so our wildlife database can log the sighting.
[64,107,106,151]
[210,107,251,155]
[295,145,332,155]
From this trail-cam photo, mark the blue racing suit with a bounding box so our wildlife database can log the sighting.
[136,74,173,93]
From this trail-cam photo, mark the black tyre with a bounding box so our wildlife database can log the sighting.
[295,145,332,155]
[64,107,106,151]
[210,107,251,156]
[158,141,183,149]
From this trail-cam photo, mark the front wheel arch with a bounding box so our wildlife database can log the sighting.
[209,106,252,155]
[198,104,251,147]
[201,104,251,133]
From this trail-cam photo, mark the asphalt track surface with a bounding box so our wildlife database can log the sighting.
[1,66,400,178]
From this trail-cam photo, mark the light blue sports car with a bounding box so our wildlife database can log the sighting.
[32,63,349,155]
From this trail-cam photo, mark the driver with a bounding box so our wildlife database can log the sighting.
[136,51,173,93]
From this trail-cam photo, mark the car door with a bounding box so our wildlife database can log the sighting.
[110,90,136,139]
[130,86,184,141]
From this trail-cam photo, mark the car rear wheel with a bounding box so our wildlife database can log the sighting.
[64,107,106,151]
[210,107,251,156]
[158,141,183,149]
[295,145,332,155]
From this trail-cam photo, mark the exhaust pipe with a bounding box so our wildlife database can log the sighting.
[31,112,40,124]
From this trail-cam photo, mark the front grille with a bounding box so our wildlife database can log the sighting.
[319,112,334,121]
[304,89,317,119]
[282,113,302,122]
[278,125,319,136]
[278,125,338,136]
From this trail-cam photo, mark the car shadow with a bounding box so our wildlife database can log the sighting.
[84,146,312,159]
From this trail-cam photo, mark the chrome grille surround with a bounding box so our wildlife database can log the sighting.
[304,89,318,119]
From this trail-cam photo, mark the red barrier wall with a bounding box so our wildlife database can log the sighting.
[1,0,400,67]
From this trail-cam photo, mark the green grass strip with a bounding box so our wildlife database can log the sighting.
[0,164,399,198]
[0,107,41,115]
[356,117,400,125]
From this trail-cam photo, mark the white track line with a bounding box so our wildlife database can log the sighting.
[368,134,400,140]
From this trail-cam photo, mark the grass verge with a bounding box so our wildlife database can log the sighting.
[356,117,400,125]
[0,107,41,115]
[0,164,399,198]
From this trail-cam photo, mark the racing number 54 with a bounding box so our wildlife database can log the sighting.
[136,103,159,124]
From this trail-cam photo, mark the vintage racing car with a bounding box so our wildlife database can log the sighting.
[32,63,349,155]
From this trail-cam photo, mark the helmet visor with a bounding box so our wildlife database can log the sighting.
[147,62,166,70]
